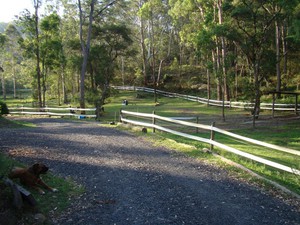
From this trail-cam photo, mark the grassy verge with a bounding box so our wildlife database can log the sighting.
[33,174,85,215]
[210,124,300,195]
[0,116,35,128]
[0,152,84,223]
[0,118,84,224]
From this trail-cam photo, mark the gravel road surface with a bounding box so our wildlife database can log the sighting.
[1,117,299,225]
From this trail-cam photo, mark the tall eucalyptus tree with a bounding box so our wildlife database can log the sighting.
[77,0,117,110]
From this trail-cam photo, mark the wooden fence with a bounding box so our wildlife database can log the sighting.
[9,106,96,118]
[120,109,300,176]
[114,86,300,114]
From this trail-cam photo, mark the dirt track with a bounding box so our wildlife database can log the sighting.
[1,117,299,225]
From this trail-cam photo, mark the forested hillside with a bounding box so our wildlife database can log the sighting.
[0,0,300,117]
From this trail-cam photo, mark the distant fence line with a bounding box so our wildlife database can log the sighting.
[120,109,300,176]
[9,106,96,118]
[113,86,299,113]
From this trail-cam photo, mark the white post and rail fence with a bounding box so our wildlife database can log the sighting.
[114,86,300,115]
[8,106,96,118]
[120,109,300,176]
[7,86,299,118]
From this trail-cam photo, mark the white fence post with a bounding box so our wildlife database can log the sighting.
[196,116,199,133]
[119,110,122,122]
[210,122,215,151]
[152,111,156,133]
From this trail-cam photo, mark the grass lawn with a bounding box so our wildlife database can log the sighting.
[102,90,300,195]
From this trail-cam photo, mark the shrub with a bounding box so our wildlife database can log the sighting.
[0,101,9,115]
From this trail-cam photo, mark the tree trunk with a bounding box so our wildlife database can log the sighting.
[179,44,183,83]
[41,56,46,107]
[95,80,109,120]
[57,74,61,106]
[72,72,78,100]
[42,70,46,107]
[1,73,5,100]
[139,3,148,86]
[90,64,95,90]
[216,42,222,101]
[34,0,42,108]
[150,12,156,87]
[252,60,261,127]
[206,64,211,101]
[13,75,16,99]
[78,0,95,110]
[217,0,229,102]
[121,57,125,86]
[234,45,239,100]
[157,59,164,85]
[61,65,67,104]
[281,23,287,79]
[211,50,219,101]
[275,20,281,98]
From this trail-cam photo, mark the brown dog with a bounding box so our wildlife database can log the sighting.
[9,163,58,195]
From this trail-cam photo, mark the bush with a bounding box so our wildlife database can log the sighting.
[0,101,9,115]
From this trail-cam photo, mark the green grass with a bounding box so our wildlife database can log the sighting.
[120,122,300,195]
[102,90,245,123]
[103,90,300,195]
[0,118,84,223]
[3,96,35,107]
[0,116,36,128]
[235,124,300,150]
[0,153,84,223]
[210,123,300,194]
[33,174,85,215]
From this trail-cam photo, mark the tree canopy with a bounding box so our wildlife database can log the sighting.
[0,0,300,118]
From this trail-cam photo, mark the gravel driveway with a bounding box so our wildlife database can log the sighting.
[1,117,299,225]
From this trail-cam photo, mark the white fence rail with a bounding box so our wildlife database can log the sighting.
[9,106,96,118]
[120,110,300,176]
[114,86,299,112]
